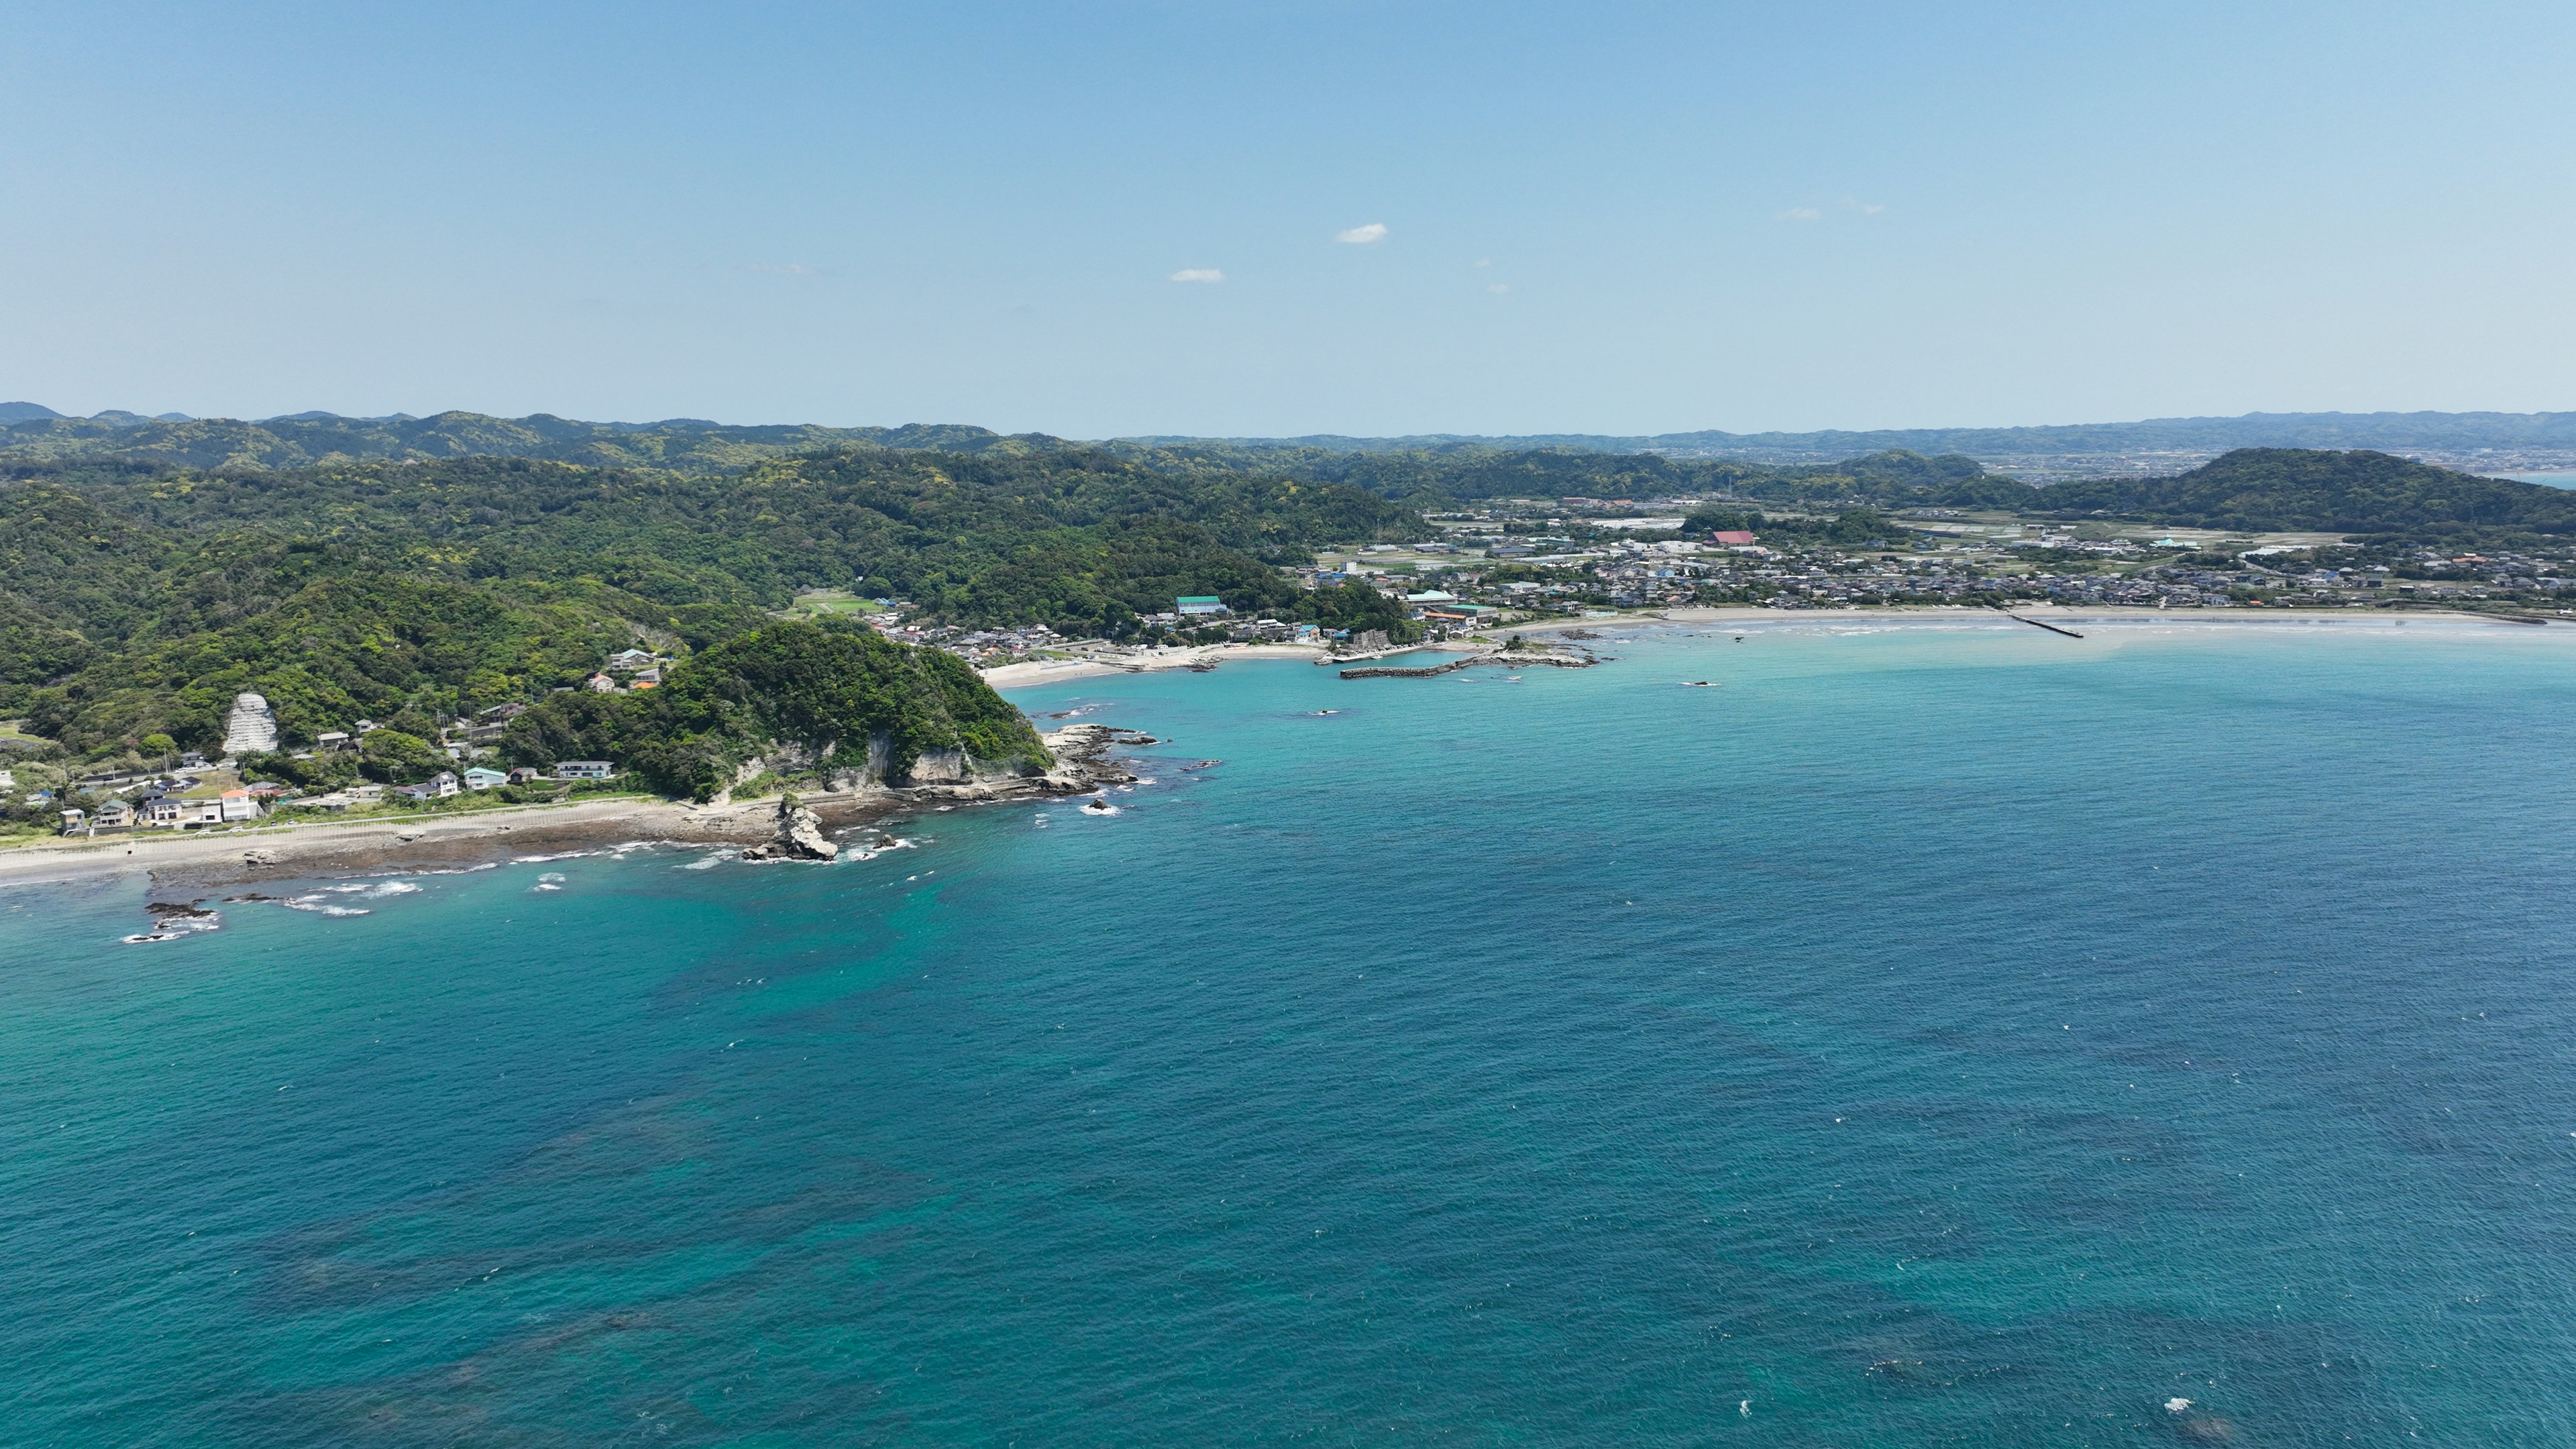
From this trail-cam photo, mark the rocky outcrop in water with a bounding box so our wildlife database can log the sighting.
[739,794,837,862]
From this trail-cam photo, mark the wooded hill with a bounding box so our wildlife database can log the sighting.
[1119,441,2036,507]
[0,445,1417,759]
[496,620,1053,801]
[2027,448,2576,537]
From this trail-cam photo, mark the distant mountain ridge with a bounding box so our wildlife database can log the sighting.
[1122,410,2576,462]
[6,405,2574,472]
[0,409,1049,472]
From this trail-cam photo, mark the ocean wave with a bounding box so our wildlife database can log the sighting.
[279,896,370,916]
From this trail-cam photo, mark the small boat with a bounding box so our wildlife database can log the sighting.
[1682,680,1719,687]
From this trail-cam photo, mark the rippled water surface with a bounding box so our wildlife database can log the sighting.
[11,619,2576,1446]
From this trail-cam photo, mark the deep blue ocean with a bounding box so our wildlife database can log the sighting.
[11,618,2576,1446]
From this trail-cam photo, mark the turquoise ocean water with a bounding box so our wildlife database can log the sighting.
[10,618,2576,1446]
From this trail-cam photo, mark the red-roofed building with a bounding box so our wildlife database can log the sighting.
[1709,530,1758,545]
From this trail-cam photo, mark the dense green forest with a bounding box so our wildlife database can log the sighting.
[1106,440,2037,508]
[0,445,1418,759]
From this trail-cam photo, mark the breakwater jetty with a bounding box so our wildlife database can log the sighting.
[1998,611,2084,639]
[1339,650,1596,680]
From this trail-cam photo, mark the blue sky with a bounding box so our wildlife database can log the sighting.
[3,1,2570,435]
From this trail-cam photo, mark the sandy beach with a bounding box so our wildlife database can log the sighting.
[979,642,1342,688]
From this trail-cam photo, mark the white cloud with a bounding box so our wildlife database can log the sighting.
[1773,207,1822,223]
[1473,258,1493,268]
[1843,196,1885,215]
[1167,268,1226,283]
[1334,222,1389,245]
[1486,283,1511,294]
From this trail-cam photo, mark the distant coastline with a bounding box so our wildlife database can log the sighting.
[978,602,2538,689]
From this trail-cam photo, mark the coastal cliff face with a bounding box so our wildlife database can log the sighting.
[502,621,1053,801]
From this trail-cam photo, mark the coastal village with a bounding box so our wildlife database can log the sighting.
[17,660,654,841]
[849,493,2576,669]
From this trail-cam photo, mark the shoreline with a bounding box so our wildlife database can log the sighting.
[979,603,2543,690]
[1488,602,2546,635]
[11,606,2539,893]
[0,728,1140,893]
[0,795,771,892]
[979,642,1342,688]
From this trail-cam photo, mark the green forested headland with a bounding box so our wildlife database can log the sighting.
[0,445,1417,758]
[496,620,1053,801]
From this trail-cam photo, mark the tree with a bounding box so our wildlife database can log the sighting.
[358,729,447,784]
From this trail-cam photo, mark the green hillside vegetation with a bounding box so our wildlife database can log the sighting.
[496,621,1049,801]
[0,445,1418,763]
[1107,441,2037,508]
[0,411,2039,510]
[2031,449,2576,538]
